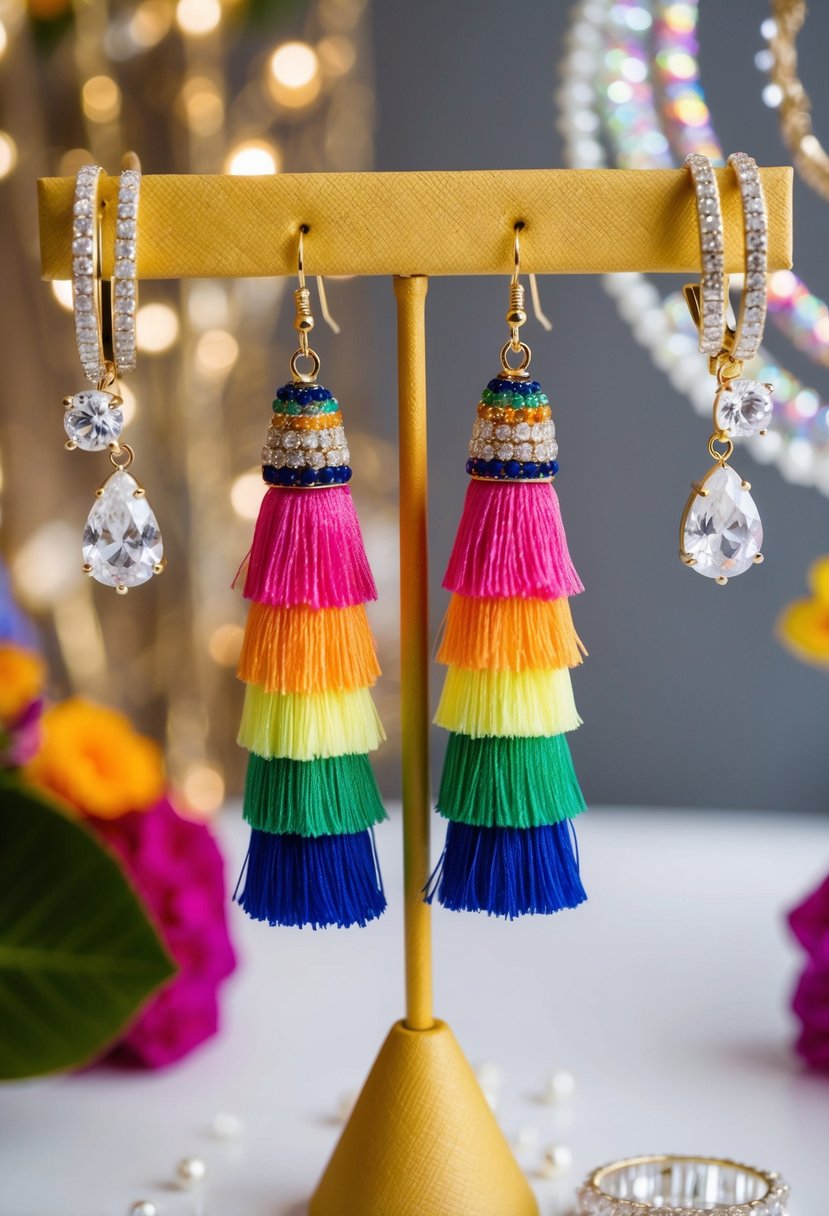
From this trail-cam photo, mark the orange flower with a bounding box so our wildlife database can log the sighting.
[0,645,45,724]
[26,697,164,819]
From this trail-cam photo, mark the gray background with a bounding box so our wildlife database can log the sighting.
[364,0,829,813]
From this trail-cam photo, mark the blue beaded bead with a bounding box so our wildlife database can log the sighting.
[523,461,539,478]
[342,466,353,482]
[505,460,521,478]
[550,460,559,476]
[487,378,503,392]
[318,467,335,485]
[466,459,475,475]
[263,465,278,484]
[300,468,317,486]
[295,389,311,406]
[490,460,505,478]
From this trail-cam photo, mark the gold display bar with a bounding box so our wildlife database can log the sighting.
[37,167,792,280]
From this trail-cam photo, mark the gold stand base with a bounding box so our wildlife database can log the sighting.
[308,1019,539,1216]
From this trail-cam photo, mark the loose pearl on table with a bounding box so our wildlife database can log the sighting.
[211,1112,243,1140]
[540,1144,573,1178]
[129,1203,158,1216]
[543,1069,576,1104]
[175,1157,207,1189]
[513,1125,539,1150]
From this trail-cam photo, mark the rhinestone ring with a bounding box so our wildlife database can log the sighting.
[577,1155,790,1216]
[72,164,106,383]
[112,167,140,376]
[727,152,768,361]
[685,153,727,357]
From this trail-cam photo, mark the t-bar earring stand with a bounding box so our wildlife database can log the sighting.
[38,166,792,1216]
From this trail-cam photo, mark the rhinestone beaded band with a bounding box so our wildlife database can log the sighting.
[72,164,106,383]
[727,153,768,361]
[262,382,352,487]
[112,168,140,376]
[577,1155,790,1216]
[685,153,726,356]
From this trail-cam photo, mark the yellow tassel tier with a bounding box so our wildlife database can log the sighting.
[237,602,381,694]
[437,594,586,672]
[238,684,386,760]
[433,666,581,739]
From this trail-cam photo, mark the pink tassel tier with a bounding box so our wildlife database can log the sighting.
[443,479,583,601]
[243,487,377,610]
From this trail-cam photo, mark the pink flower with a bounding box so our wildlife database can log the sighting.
[791,964,829,1072]
[93,796,236,1069]
[789,874,829,967]
[789,874,829,1074]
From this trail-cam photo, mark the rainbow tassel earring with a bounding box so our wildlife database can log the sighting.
[234,229,387,928]
[429,225,588,918]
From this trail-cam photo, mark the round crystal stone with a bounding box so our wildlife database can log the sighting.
[479,421,494,440]
[715,379,773,438]
[64,390,123,452]
[497,443,514,460]
[495,424,511,440]
[480,444,495,461]
[514,422,531,440]
[301,431,319,449]
[517,443,533,461]
[282,431,300,449]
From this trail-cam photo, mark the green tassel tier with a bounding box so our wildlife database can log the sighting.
[243,752,387,837]
[436,732,586,829]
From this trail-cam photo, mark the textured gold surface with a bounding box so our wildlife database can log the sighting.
[395,276,433,1033]
[309,1020,539,1216]
[37,167,792,279]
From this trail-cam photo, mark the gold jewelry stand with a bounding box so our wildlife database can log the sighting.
[37,167,793,1216]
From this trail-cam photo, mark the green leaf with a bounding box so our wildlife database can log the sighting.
[0,776,176,1080]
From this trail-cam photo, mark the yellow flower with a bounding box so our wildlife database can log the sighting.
[778,556,829,669]
[26,697,164,819]
[0,646,45,724]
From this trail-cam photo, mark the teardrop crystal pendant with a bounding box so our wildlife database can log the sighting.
[82,469,164,593]
[680,463,763,584]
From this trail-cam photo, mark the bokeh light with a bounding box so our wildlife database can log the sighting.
[176,0,221,37]
[208,623,244,666]
[181,763,225,815]
[268,41,322,108]
[0,132,17,179]
[225,139,280,175]
[51,280,73,311]
[81,75,122,123]
[230,470,266,519]
[136,303,180,354]
[195,329,239,378]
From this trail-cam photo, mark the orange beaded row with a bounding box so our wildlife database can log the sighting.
[268,411,343,433]
[476,402,552,425]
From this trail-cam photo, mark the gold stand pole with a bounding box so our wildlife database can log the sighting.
[395,275,434,1031]
[309,277,538,1216]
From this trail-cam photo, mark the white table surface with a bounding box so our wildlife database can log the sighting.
[1,806,827,1216]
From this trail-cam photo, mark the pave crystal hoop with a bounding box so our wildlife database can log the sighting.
[576,1155,790,1216]
[726,152,768,361]
[684,152,726,356]
[72,164,107,383]
[112,167,140,376]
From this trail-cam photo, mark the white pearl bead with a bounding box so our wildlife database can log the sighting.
[475,1061,503,1091]
[129,1203,158,1216]
[176,1157,206,1189]
[211,1112,243,1140]
[544,1069,576,1103]
[513,1125,539,1150]
[540,1144,573,1178]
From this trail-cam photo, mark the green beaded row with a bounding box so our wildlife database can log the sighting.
[272,396,340,416]
[479,389,550,409]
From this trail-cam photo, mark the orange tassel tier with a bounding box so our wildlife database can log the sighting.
[437,594,586,672]
[238,602,381,695]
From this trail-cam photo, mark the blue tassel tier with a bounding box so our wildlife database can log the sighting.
[235,828,386,929]
[427,821,586,919]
